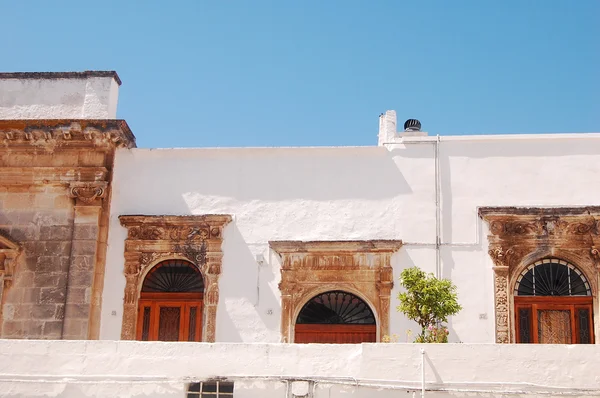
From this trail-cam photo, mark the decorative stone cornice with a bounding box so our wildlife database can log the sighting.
[120,215,232,242]
[479,207,600,241]
[270,240,402,271]
[0,120,136,149]
[68,182,107,204]
[269,240,403,254]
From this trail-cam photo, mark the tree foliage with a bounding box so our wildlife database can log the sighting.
[397,266,462,343]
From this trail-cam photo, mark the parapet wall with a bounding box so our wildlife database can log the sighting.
[0,340,597,397]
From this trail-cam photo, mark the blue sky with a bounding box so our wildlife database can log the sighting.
[2,1,599,148]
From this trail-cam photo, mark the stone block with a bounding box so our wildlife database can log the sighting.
[45,241,72,256]
[68,271,93,287]
[31,304,58,319]
[78,151,106,167]
[8,225,39,241]
[17,211,37,225]
[36,256,62,272]
[72,240,97,256]
[20,320,44,338]
[2,321,24,337]
[53,194,73,209]
[62,319,86,340]
[59,256,71,273]
[34,193,56,209]
[20,288,42,304]
[33,273,67,289]
[22,241,46,255]
[73,224,99,240]
[4,194,34,209]
[66,287,90,305]
[64,303,90,319]
[40,225,72,241]
[42,321,64,338]
[71,255,94,272]
[39,287,66,304]
[54,304,65,320]
[2,304,15,321]
[13,271,35,287]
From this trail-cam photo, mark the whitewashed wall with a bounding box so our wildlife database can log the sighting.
[0,340,598,397]
[102,134,600,343]
[0,74,119,119]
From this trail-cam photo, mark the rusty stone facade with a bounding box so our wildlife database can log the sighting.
[118,215,232,342]
[0,120,135,339]
[479,207,600,343]
[270,240,402,342]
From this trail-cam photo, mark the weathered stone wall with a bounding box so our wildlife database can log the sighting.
[0,120,134,339]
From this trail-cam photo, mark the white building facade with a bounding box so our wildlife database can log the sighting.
[100,110,600,347]
[1,72,600,397]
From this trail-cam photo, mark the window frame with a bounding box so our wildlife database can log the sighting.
[187,381,234,397]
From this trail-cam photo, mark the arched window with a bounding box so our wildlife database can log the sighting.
[295,291,376,343]
[137,260,204,342]
[514,259,593,344]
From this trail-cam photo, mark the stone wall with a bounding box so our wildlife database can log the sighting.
[0,120,134,339]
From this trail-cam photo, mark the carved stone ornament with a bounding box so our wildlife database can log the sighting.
[119,214,232,341]
[68,182,108,204]
[0,120,135,149]
[479,207,600,343]
[270,240,402,343]
[0,233,21,328]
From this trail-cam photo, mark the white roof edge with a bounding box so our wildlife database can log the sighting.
[398,132,600,143]
[123,132,600,151]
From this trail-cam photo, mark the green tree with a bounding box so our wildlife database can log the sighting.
[397,266,462,343]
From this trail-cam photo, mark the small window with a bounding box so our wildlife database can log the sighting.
[187,381,234,397]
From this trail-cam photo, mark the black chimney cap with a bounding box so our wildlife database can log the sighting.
[404,119,421,131]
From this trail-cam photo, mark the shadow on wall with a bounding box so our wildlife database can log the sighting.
[121,147,412,207]
[389,250,420,342]
[217,223,279,342]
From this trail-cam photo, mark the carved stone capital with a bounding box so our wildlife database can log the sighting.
[69,181,107,204]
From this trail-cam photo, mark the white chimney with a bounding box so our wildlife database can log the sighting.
[0,71,121,120]
[378,110,397,145]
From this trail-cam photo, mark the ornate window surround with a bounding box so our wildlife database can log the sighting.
[479,207,600,343]
[270,240,402,343]
[118,214,232,341]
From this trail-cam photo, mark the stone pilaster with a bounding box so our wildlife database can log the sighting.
[61,184,104,339]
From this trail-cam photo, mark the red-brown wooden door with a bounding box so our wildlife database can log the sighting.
[294,291,377,344]
[515,297,593,344]
[137,293,203,341]
[295,324,376,343]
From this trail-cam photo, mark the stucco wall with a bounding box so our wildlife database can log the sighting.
[0,340,598,397]
[102,134,600,343]
[0,75,119,119]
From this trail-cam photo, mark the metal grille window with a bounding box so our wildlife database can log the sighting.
[514,259,591,296]
[296,291,375,324]
[187,381,234,397]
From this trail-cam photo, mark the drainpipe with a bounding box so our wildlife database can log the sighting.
[434,134,441,278]
[421,348,426,398]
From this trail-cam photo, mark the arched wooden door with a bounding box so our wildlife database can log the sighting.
[294,291,376,343]
[514,259,594,344]
[136,260,204,342]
